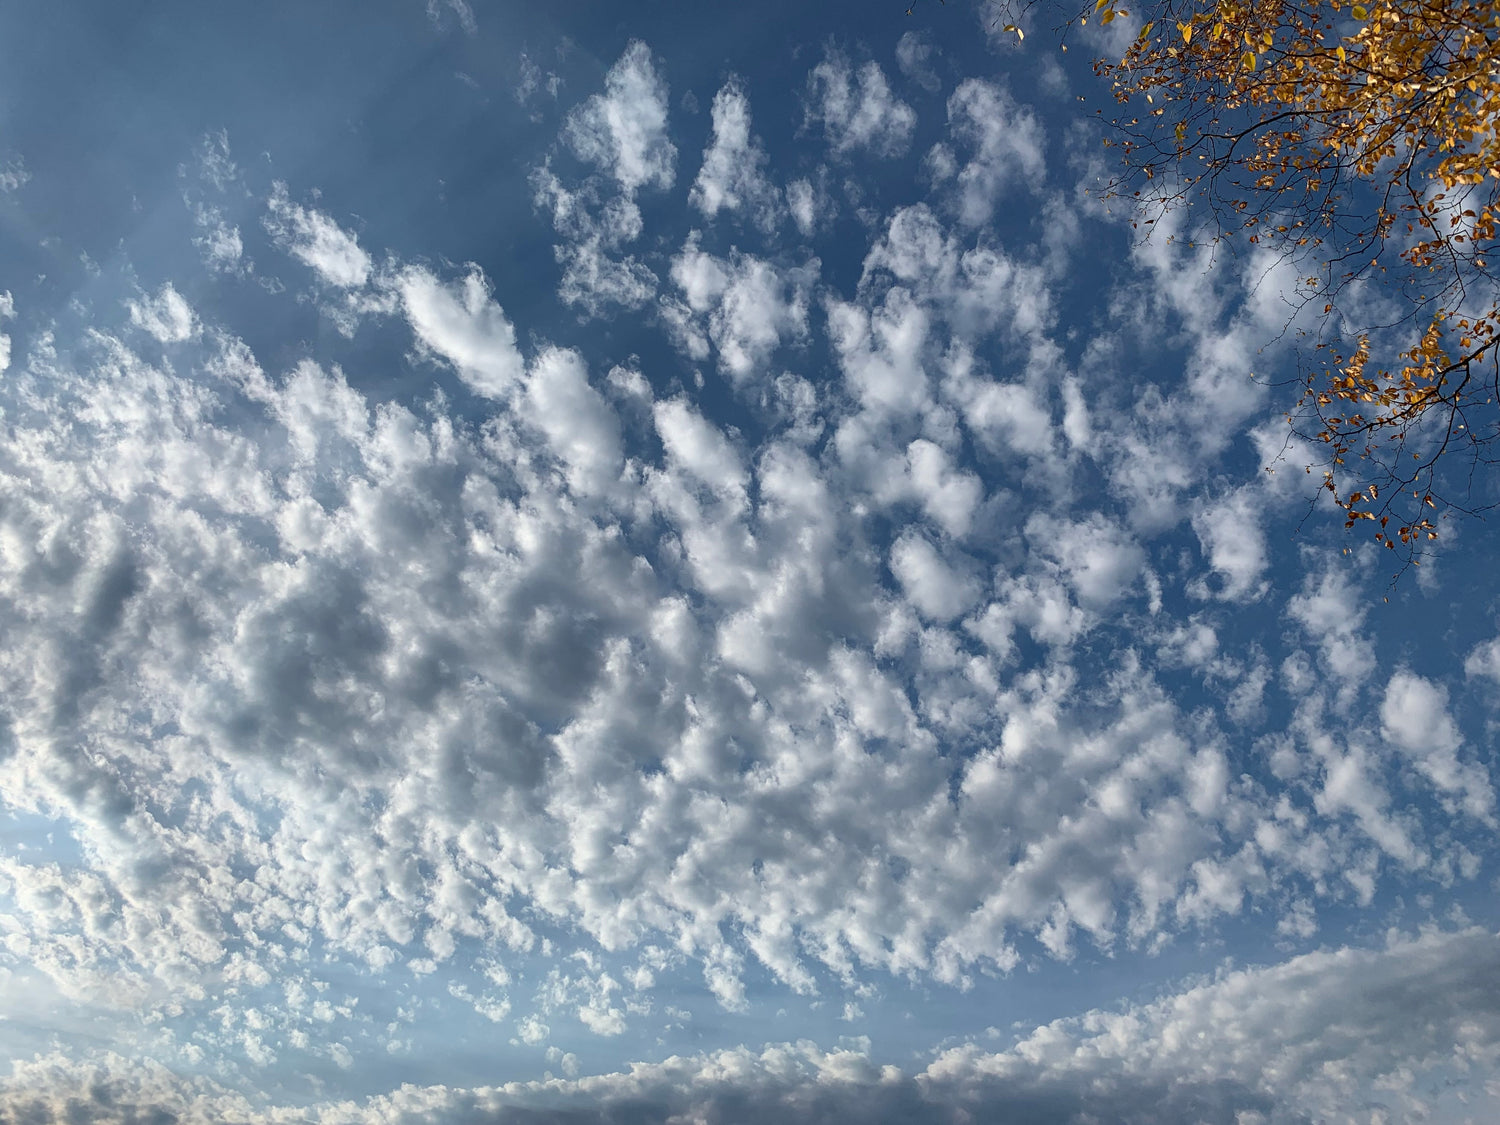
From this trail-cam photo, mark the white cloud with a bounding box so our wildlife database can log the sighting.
[531,160,658,317]
[805,52,916,159]
[653,396,747,500]
[895,31,942,93]
[191,128,240,192]
[826,287,931,418]
[397,265,524,397]
[523,347,623,498]
[182,132,249,274]
[890,531,980,622]
[264,183,373,288]
[7,270,1338,1037]
[126,283,198,344]
[556,235,658,315]
[193,213,244,272]
[666,236,814,383]
[927,926,1500,1123]
[1191,487,1269,601]
[1464,633,1500,685]
[0,155,29,192]
[905,438,983,538]
[785,175,835,238]
[690,78,781,231]
[1381,671,1494,821]
[861,203,1055,342]
[943,79,1045,227]
[0,290,11,375]
[427,0,477,33]
[565,41,676,195]
[1028,514,1144,608]
[1287,565,1376,695]
[516,1014,549,1044]
[2,40,1495,1108]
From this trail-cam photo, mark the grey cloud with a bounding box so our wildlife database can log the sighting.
[8,927,1498,1122]
[895,30,942,93]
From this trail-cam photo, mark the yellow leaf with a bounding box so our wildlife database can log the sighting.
[1336,44,1346,62]
[1241,50,1256,70]
[1351,4,1367,16]
[1101,9,1116,24]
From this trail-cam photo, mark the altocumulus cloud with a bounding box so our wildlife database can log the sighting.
[0,19,1497,1125]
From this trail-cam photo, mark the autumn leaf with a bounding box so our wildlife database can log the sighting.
[1059,0,1500,571]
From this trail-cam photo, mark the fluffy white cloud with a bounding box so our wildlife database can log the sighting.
[555,235,658,314]
[653,396,747,499]
[905,438,983,538]
[0,155,29,193]
[0,290,11,374]
[0,266,1364,1050]
[665,236,814,383]
[126,283,197,343]
[826,287,931,418]
[564,40,676,195]
[264,183,373,288]
[1380,671,1494,821]
[1287,566,1376,694]
[1191,487,1269,601]
[1028,514,1144,608]
[804,51,916,159]
[523,347,623,498]
[1464,633,1500,685]
[890,530,980,622]
[532,158,659,317]
[690,78,781,232]
[397,265,525,397]
[942,79,1045,227]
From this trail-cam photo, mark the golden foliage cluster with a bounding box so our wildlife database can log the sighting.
[994,0,1500,557]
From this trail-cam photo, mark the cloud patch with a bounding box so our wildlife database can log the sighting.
[690,78,781,232]
[565,40,677,195]
[804,51,916,159]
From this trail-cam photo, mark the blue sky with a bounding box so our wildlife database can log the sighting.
[1,1,1499,1121]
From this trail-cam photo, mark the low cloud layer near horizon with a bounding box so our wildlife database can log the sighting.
[0,3,1497,1122]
